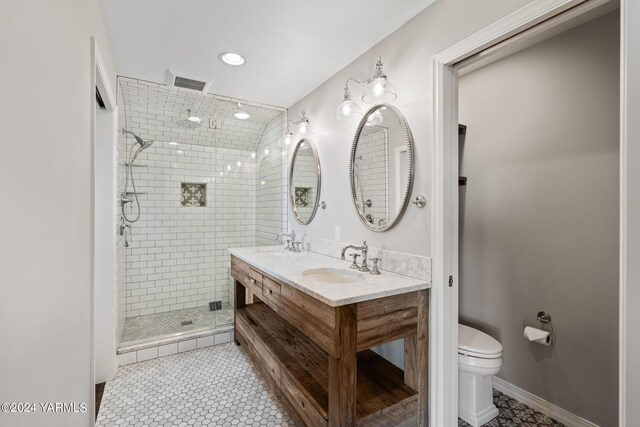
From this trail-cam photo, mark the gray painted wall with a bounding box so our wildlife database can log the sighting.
[286,0,534,255]
[458,13,619,426]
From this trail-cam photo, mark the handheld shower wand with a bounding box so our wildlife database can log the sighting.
[121,129,154,224]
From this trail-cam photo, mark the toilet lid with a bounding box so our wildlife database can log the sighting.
[458,324,502,358]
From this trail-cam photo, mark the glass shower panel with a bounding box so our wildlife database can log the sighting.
[115,77,285,347]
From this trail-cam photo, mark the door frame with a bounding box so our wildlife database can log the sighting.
[430,0,615,425]
[91,36,118,423]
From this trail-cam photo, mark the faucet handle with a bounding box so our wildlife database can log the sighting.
[349,253,361,269]
[370,258,382,275]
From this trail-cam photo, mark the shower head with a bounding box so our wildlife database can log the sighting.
[139,140,154,151]
[122,129,154,148]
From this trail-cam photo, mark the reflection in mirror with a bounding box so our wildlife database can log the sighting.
[351,104,414,232]
[289,139,321,224]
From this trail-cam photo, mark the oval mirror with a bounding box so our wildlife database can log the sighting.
[350,104,414,232]
[289,138,321,224]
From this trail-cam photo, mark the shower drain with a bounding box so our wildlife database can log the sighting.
[181,320,193,326]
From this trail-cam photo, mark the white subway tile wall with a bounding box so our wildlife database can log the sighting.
[356,127,389,227]
[256,115,288,245]
[116,77,286,334]
[290,143,318,222]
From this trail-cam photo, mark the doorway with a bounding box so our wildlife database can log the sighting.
[430,0,619,425]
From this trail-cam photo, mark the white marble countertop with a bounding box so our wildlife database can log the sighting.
[228,246,430,307]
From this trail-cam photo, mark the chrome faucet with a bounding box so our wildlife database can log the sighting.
[341,241,370,272]
[277,231,301,252]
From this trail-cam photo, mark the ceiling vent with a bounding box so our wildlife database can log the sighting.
[167,70,213,93]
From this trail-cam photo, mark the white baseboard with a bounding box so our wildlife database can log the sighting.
[492,376,599,427]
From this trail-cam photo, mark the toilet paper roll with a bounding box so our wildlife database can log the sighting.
[524,325,552,346]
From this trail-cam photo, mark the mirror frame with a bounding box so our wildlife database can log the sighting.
[350,103,415,232]
[289,138,322,225]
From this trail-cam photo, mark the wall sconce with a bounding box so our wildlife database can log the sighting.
[282,122,294,146]
[283,110,314,143]
[335,56,397,121]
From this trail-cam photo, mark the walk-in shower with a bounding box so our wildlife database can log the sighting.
[116,77,286,348]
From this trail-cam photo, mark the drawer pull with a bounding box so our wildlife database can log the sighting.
[268,289,273,295]
[250,278,256,284]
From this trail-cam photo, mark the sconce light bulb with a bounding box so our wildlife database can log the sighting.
[372,80,386,98]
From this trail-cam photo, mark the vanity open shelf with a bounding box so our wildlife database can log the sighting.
[231,252,429,427]
[236,303,417,426]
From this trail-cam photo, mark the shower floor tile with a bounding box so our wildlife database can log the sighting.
[97,343,295,427]
[121,305,234,345]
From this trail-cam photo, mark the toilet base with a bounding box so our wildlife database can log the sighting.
[459,371,499,427]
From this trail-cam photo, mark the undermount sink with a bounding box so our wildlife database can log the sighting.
[301,268,365,284]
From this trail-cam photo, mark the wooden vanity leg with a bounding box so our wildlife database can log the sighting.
[234,279,246,345]
[414,290,429,426]
[328,304,357,427]
[404,333,418,390]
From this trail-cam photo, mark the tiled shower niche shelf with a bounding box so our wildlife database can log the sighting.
[181,183,206,207]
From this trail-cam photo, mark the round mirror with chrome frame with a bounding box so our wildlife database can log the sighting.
[350,103,414,232]
[289,138,321,225]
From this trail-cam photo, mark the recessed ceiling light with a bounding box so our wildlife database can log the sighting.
[219,52,246,66]
[187,114,201,123]
[169,142,179,146]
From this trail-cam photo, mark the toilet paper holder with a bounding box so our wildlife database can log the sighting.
[524,311,554,337]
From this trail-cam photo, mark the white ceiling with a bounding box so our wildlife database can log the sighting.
[99,0,434,108]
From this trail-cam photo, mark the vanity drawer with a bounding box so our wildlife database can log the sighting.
[249,268,263,285]
[246,273,263,297]
[262,276,281,308]
[231,256,263,296]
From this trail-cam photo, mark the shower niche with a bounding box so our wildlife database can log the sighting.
[181,183,207,207]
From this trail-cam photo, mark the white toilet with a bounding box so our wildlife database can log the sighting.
[458,324,503,427]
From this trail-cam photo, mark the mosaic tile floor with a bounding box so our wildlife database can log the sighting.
[458,389,564,426]
[121,305,234,345]
[98,342,563,427]
[97,343,295,427]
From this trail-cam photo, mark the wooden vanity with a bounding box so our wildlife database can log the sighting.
[230,250,429,427]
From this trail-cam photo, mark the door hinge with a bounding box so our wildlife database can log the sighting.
[448,275,453,287]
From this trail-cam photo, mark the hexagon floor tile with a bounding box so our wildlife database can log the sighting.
[97,343,296,427]
[98,341,562,426]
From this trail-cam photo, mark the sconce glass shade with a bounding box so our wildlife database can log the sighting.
[335,99,363,120]
[282,132,294,146]
[364,109,384,126]
[362,77,397,103]
[297,120,309,135]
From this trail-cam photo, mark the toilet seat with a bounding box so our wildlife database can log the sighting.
[458,324,503,359]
